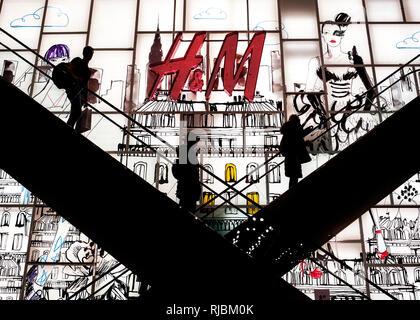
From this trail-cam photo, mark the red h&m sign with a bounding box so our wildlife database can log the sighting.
[148,31,266,102]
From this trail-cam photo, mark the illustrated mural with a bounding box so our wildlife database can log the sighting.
[23,207,142,300]
[291,12,378,153]
[1,0,420,301]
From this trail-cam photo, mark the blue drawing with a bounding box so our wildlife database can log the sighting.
[252,20,288,44]
[396,31,420,49]
[19,186,30,205]
[10,6,69,28]
[193,7,227,20]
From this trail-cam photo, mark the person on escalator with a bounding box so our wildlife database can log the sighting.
[64,46,94,130]
[279,114,312,189]
[172,135,201,213]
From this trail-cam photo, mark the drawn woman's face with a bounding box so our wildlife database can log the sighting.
[49,56,69,66]
[322,24,345,48]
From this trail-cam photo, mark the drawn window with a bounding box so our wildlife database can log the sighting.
[0,169,11,179]
[128,273,138,290]
[202,164,214,184]
[15,211,27,228]
[12,233,23,251]
[134,161,148,180]
[268,162,281,183]
[1,211,10,227]
[370,269,384,285]
[51,267,59,280]
[201,192,215,213]
[223,113,237,128]
[265,135,279,147]
[247,192,259,215]
[225,163,237,183]
[31,250,40,262]
[415,268,420,283]
[154,163,169,185]
[246,163,259,183]
[200,114,214,128]
[245,114,256,127]
[389,270,402,285]
[10,267,18,277]
[225,191,238,215]
[0,233,8,250]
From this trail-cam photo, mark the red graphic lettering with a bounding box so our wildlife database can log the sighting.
[148,32,207,101]
[205,31,266,102]
[188,68,204,92]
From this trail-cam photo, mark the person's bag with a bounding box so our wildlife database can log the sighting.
[299,142,312,164]
[75,107,92,133]
[52,62,74,89]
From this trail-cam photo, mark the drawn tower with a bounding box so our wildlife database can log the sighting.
[146,22,163,98]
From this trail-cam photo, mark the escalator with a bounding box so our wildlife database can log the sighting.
[0,75,308,310]
[0,27,310,309]
[225,92,420,278]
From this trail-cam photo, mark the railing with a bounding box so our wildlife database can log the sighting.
[0,27,261,219]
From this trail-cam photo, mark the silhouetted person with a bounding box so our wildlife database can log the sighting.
[280,114,312,189]
[66,46,94,130]
[172,138,201,213]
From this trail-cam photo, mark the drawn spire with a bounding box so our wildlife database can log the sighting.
[148,20,163,64]
[147,21,163,97]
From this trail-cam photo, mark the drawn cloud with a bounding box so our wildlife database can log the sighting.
[193,7,227,20]
[396,31,420,49]
[252,20,288,44]
[10,6,69,28]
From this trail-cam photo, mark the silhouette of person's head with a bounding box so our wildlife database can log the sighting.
[289,114,300,126]
[82,46,94,62]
